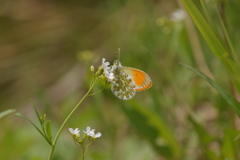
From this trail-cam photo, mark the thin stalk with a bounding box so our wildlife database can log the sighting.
[82,146,85,160]
[47,83,95,160]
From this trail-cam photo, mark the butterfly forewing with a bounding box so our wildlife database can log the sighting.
[120,67,152,92]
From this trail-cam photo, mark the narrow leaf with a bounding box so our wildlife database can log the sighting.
[199,0,228,51]
[46,120,52,142]
[216,9,238,65]
[181,0,227,57]
[30,99,42,125]
[15,113,52,145]
[0,109,16,119]
[181,63,240,117]
[15,113,45,136]
[181,0,240,93]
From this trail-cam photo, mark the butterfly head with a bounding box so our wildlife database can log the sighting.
[114,60,122,66]
[112,60,122,71]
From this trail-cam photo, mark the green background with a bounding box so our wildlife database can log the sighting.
[1,0,240,159]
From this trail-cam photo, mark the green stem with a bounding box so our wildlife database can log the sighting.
[82,146,85,160]
[47,84,95,160]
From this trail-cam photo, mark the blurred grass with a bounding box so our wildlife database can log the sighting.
[1,0,240,159]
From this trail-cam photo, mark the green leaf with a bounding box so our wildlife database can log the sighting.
[30,99,42,125]
[180,0,240,93]
[199,0,228,51]
[15,113,52,145]
[216,8,238,65]
[181,0,227,57]
[0,109,16,119]
[46,120,52,142]
[121,100,181,159]
[15,113,45,136]
[181,63,240,117]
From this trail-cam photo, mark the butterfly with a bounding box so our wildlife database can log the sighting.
[110,59,152,100]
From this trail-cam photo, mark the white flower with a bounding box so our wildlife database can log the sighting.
[102,58,115,82]
[102,58,111,70]
[69,128,80,137]
[105,71,114,80]
[83,126,95,136]
[170,9,186,22]
[83,126,101,138]
[90,132,102,138]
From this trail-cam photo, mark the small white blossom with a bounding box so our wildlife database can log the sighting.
[69,128,80,137]
[83,126,95,136]
[90,132,102,138]
[83,126,101,138]
[105,71,114,80]
[102,58,115,82]
[102,58,111,70]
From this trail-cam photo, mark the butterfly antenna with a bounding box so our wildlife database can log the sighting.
[117,48,120,60]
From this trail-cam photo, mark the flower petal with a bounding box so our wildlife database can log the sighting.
[95,132,102,138]
[69,128,74,134]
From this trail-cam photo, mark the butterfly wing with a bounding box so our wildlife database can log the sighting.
[120,67,152,92]
[111,68,136,100]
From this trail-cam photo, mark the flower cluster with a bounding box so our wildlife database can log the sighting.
[102,58,115,83]
[83,126,102,138]
[69,126,101,140]
[69,126,101,158]
[90,58,116,85]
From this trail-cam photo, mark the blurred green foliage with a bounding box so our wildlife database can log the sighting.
[1,0,240,159]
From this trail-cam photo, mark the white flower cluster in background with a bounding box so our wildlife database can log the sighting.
[170,9,186,22]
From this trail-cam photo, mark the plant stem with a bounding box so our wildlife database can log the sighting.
[47,84,95,160]
[82,146,85,160]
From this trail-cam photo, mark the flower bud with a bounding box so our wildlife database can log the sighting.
[95,65,103,77]
[90,65,94,73]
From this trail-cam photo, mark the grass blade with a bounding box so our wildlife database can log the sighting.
[180,0,240,93]
[181,0,227,57]
[180,63,240,117]
[216,8,238,64]
[0,109,16,119]
[199,0,228,52]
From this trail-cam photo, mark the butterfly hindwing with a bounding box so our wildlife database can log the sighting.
[111,69,136,100]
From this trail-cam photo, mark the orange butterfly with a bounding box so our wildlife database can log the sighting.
[110,59,152,100]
